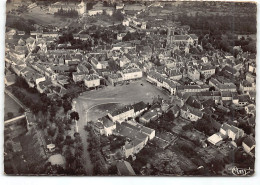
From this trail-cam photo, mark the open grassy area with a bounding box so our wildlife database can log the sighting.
[81,79,170,104]
[4,93,23,121]
[21,7,73,27]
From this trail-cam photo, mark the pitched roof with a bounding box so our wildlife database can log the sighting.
[174,35,190,41]
[243,136,255,148]
[182,104,203,117]
[132,101,147,112]
[99,116,114,128]
[110,105,134,117]
[222,65,237,74]
[238,95,250,102]
[221,123,231,131]
[186,96,202,109]
[190,34,198,40]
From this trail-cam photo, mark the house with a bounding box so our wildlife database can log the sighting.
[187,67,200,81]
[116,3,124,10]
[246,72,256,83]
[108,105,134,123]
[196,91,221,103]
[4,74,16,86]
[207,133,223,145]
[222,66,239,77]
[119,68,142,81]
[73,72,86,82]
[93,121,105,135]
[180,104,203,121]
[84,74,100,88]
[88,9,103,16]
[240,80,255,93]
[189,34,199,46]
[115,122,149,158]
[219,123,231,136]
[11,64,26,76]
[120,54,132,68]
[248,62,256,73]
[220,123,244,141]
[17,31,25,36]
[165,68,182,80]
[37,80,52,94]
[227,125,244,141]
[122,19,130,26]
[117,161,136,176]
[209,78,236,92]
[198,64,215,78]
[121,122,155,140]
[6,29,16,39]
[242,136,255,154]
[25,112,36,129]
[169,105,180,118]
[185,96,203,109]
[146,71,177,95]
[245,104,256,116]
[107,73,123,86]
[132,101,148,117]
[177,85,208,94]
[248,91,256,101]
[221,91,232,101]
[139,108,162,124]
[97,116,116,136]
[168,35,194,46]
[238,95,250,106]
[117,33,127,41]
[90,57,103,69]
[42,32,60,38]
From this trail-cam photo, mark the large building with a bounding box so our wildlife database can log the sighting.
[48,1,86,15]
[119,68,143,81]
[84,74,100,88]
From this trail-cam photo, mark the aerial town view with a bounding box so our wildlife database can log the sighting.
[4,0,256,176]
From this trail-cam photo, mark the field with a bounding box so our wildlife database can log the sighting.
[21,7,74,27]
[4,93,23,121]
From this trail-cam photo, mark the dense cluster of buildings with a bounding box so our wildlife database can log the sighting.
[91,101,155,159]
[5,1,256,175]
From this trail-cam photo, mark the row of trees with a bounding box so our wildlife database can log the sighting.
[200,31,256,55]
[177,13,256,34]
[6,17,36,34]
[87,128,108,175]
[54,8,78,17]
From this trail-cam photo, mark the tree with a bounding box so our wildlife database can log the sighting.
[63,100,72,113]
[113,10,124,21]
[209,86,216,91]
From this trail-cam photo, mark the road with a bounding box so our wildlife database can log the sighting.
[74,99,93,175]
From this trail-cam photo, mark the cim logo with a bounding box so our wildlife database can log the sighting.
[229,166,254,176]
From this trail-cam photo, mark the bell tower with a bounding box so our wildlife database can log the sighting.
[167,26,175,46]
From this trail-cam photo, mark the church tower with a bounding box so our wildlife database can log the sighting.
[167,26,175,46]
